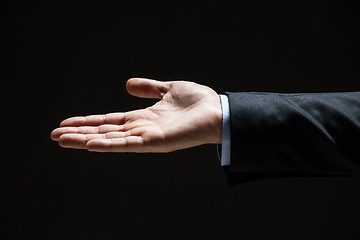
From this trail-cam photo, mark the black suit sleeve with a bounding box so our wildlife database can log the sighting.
[223,91,360,186]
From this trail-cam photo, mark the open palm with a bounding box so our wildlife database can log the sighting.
[51,78,223,153]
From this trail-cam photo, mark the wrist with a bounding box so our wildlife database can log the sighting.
[206,94,223,144]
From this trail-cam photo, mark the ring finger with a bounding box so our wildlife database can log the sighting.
[58,131,131,149]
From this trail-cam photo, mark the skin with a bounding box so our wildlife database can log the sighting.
[51,78,223,153]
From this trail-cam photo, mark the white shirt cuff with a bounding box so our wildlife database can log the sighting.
[219,94,231,166]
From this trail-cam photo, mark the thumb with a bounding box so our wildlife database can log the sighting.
[126,78,170,99]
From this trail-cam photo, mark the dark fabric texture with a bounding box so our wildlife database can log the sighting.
[223,91,360,187]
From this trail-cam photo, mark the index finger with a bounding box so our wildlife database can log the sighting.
[60,113,125,127]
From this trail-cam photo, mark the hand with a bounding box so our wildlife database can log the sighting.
[51,78,223,153]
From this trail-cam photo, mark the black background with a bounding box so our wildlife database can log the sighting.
[2,1,360,239]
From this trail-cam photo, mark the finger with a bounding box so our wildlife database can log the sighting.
[51,125,124,141]
[60,113,125,127]
[86,136,145,152]
[126,78,170,99]
[57,131,134,149]
[58,133,108,149]
[58,134,87,149]
[51,127,78,141]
